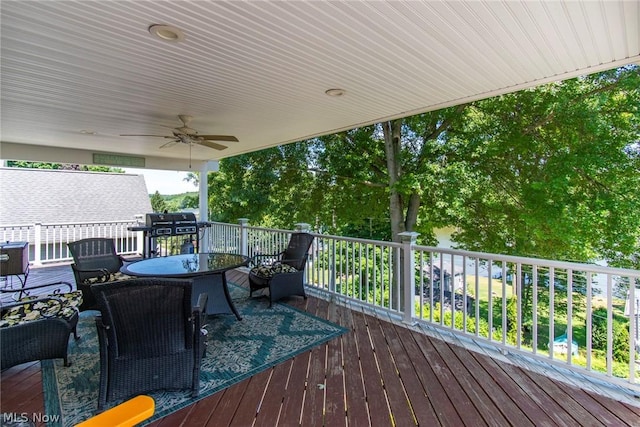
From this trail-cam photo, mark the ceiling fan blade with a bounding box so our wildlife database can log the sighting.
[159,139,180,149]
[120,134,171,137]
[197,135,239,142]
[197,140,228,150]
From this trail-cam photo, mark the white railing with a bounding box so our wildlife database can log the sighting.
[202,221,640,390]
[2,219,639,388]
[0,220,140,264]
[410,244,640,388]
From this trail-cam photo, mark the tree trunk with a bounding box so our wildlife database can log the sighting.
[382,120,405,242]
[383,120,422,242]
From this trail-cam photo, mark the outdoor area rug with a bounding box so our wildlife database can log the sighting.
[41,283,347,426]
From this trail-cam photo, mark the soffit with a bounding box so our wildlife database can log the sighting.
[1,1,638,168]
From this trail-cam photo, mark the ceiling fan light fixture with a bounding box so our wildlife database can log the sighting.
[325,88,346,97]
[148,24,185,42]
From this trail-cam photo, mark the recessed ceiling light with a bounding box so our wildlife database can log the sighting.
[80,130,96,135]
[148,24,185,42]
[325,88,346,97]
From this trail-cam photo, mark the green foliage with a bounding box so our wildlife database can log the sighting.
[591,307,630,363]
[419,303,491,339]
[447,66,640,268]
[612,322,630,364]
[150,191,167,213]
[206,66,639,272]
[155,192,198,212]
[207,143,316,227]
[506,295,519,340]
[7,161,124,173]
[319,242,394,307]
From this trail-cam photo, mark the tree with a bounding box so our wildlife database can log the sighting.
[207,143,317,228]
[150,191,167,213]
[208,66,639,269]
[309,107,469,243]
[445,66,640,268]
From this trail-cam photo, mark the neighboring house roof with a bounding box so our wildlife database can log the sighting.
[0,168,152,225]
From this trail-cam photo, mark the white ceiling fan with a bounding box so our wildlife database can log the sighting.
[120,115,238,150]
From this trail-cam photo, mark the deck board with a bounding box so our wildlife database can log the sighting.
[228,371,271,427]
[324,302,348,427]
[392,324,463,426]
[351,311,394,426]
[429,337,510,426]
[447,341,533,425]
[253,360,292,426]
[384,322,442,426]
[366,313,417,427]
[2,263,640,426]
[520,369,604,427]
[339,304,371,426]
[468,351,553,426]
[499,362,581,427]
[412,331,486,426]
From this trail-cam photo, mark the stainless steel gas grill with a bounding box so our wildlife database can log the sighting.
[145,212,198,237]
[129,212,208,258]
[172,212,198,235]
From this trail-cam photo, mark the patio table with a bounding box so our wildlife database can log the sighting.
[121,252,249,320]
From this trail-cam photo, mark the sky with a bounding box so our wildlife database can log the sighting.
[123,168,198,195]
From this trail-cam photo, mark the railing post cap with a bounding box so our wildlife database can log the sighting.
[238,218,250,225]
[294,223,311,232]
[398,231,419,242]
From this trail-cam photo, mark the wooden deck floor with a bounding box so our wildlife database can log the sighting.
[2,264,640,426]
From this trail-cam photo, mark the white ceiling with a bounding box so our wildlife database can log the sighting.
[1,1,638,170]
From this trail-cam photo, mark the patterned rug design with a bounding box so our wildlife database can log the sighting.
[42,284,347,426]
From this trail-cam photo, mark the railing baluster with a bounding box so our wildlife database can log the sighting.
[629,278,636,383]
[502,260,507,346]
[567,269,573,364]
[532,265,538,355]
[606,274,613,377]
[474,258,479,337]
[487,260,493,341]
[516,262,522,350]
[549,266,555,360]
[586,272,593,370]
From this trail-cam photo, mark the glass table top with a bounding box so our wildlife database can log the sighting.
[122,253,249,277]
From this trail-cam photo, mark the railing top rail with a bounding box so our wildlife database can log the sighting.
[245,224,299,234]
[413,244,640,277]
[312,232,403,248]
[0,221,138,229]
[208,221,403,248]
[208,221,240,227]
[208,222,295,235]
[38,220,139,226]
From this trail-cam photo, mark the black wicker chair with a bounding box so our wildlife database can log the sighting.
[68,238,129,311]
[248,232,315,306]
[91,278,207,410]
[1,281,82,370]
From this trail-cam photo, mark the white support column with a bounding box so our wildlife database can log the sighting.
[398,231,419,325]
[198,161,218,252]
[238,218,249,256]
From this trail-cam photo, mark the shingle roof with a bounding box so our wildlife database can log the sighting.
[0,168,152,225]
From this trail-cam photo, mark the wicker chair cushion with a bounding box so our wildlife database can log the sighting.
[250,263,298,279]
[83,271,132,285]
[1,290,83,327]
